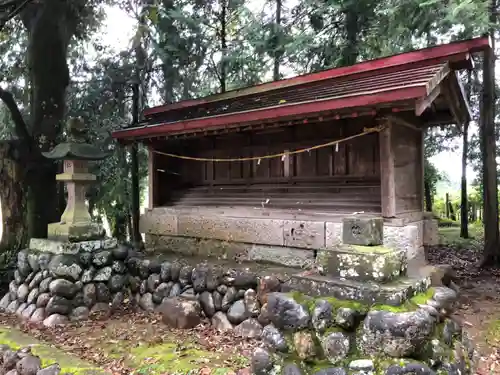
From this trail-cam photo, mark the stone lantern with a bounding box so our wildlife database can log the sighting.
[41,117,110,242]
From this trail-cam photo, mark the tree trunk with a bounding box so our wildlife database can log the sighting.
[273,0,282,81]
[22,0,73,238]
[460,72,472,238]
[480,27,499,265]
[424,179,433,212]
[219,0,227,92]
[341,6,359,66]
[0,142,27,253]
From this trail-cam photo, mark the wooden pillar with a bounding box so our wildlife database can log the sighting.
[419,130,425,212]
[148,145,156,209]
[379,122,396,218]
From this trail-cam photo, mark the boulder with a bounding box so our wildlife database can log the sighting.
[261,324,288,352]
[311,299,333,333]
[48,255,82,281]
[211,312,233,332]
[159,297,201,329]
[43,314,69,327]
[16,354,41,375]
[265,293,310,330]
[49,279,78,299]
[234,318,262,338]
[321,331,350,363]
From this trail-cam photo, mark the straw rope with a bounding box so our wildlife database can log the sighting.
[153,125,384,162]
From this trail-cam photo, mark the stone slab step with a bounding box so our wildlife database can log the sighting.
[281,269,432,306]
[316,245,406,283]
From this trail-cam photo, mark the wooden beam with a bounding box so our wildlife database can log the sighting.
[379,121,396,218]
[442,77,465,131]
[148,145,156,209]
[415,84,441,116]
[387,115,422,132]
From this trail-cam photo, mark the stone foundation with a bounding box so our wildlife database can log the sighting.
[141,207,428,271]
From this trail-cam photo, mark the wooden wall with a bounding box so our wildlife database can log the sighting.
[392,124,424,214]
[150,119,383,213]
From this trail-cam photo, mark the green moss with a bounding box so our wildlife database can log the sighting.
[486,318,500,345]
[0,328,105,375]
[350,245,392,254]
[409,287,435,305]
[286,292,370,315]
[128,341,247,374]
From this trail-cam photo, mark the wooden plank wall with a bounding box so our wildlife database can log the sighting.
[153,119,382,213]
[391,125,424,214]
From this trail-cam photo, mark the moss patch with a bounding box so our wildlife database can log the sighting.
[0,327,107,375]
[486,318,500,346]
[349,245,393,254]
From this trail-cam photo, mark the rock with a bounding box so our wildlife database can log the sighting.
[321,331,350,363]
[92,250,112,267]
[83,284,97,307]
[34,292,49,308]
[227,300,249,324]
[112,245,129,260]
[348,359,374,373]
[111,292,125,310]
[70,306,90,321]
[125,257,141,276]
[6,300,20,314]
[14,270,24,284]
[261,324,288,352]
[17,284,29,302]
[234,318,262,338]
[16,303,27,316]
[432,287,458,310]
[199,291,216,317]
[21,304,37,320]
[265,293,310,330]
[3,349,19,371]
[257,275,281,304]
[138,259,159,279]
[90,303,111,314]
[212,291,223,311]
[179,266,193,286]
[236,289,246,299]
[226,270,258,289]
[49,279,77,299]
[294,331,317,360]
[180,288,196,300]
[139,293,155,312]
[18,250,31,276]
[80,267,96,283]
[9,281,18,299]
[170,262,181,281]
[160,262,172,281]
[385,363,435,375]
[128,276,141,293]
[147,274,161,292]
[152,283,172,304]
[211,311,233,331]
[26,288,39,305]
[169,283,182,297]
[35,363,61,375]
[258,303,271,326]
[93,267,113,282]
[108,274,126,292]
[159,297,202,329]
[312,299,333,333]
[28,272,44,289]
[46,296,71,315]
[38,253,52,271]
[96,283,111,302]
[139,280,147,294]
[38,278,52,293]
[360,308,436,357]
[0,293,11,310]
[251,348,274,375]
[43,314,69,327]
[30,308,46,323]
[335,307,357,330]
[217,284,228,294]
[16,354,41,375]
[283,364,303,375]
[311,368,347,375]
[244,289,260,317]
[79,252,92,266]
[221,287,237,311]
[192,266,208,292]
[111,260,126,274]
[48,255,82,281]
[443,318,462,346]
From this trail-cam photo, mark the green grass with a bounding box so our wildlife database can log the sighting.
[438,223,483,249]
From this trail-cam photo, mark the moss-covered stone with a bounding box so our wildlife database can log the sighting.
[0,327,106,375]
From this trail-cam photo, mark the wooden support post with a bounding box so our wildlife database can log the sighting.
[148,145,156,209]
[379,122,396,218]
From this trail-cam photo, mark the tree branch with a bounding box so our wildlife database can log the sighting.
[0,87,31,142]
[0,0,33,31]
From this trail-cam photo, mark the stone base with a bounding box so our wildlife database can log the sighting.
[47,222,106,242]
[316,245,406,283]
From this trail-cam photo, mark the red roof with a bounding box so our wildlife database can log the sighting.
[113,36,491,141]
